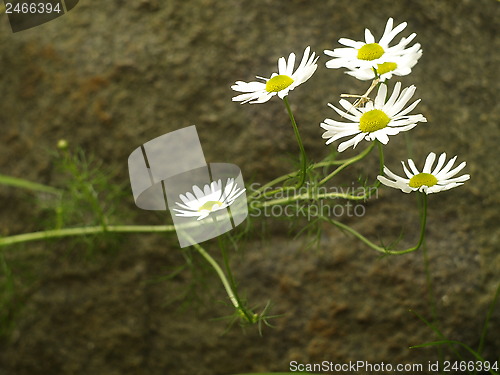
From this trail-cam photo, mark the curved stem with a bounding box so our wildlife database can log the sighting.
[323,193,428,255]
[0,222,255,323]
[0,174,62,195]
[0,225,177,248]
[188,236,254,324]
[248,145,375,200]
[283,96,307,189]
[319,141,376,186]
[191,242,241,311]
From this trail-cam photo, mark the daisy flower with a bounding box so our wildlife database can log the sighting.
[324,18,421,72]
[231,46,319,104]
[377,152,470,194]
[320,82,427,152]
[346,47,422,81]
[173,178,246,221]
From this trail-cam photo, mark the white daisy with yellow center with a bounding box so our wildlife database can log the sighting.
[320,82,427,152]
[346,49,422,81]
[173,178,246,221]
[377,152,470,194]
[231,46,319,104]
[324,18,421,72]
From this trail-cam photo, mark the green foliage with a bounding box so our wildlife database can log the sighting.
[0,252,15,337]
[411,283,500,375]
[52,148,126,229]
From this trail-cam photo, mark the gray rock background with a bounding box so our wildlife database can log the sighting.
[0,0,499,374]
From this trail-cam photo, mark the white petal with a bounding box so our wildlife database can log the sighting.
[440,174,470,184]
[286,52,296,76]
[407,159,421,175]
[365,29,375,44]
[327,103,360,122]
[386,85,416,117]
[374,131,389,144]
[391,98,421,118]
[377,175,403,189]
[432,153,447,175]
[278,56,287,75]
[324,128,362,144]
[338,38,362,48]
[193,185,205,200]
[423,152,436,173]
[374,83,388,108]
[338,132,366,152]
[338,99,363,116]
[437,161,466,180]
[380,20,407,46]
[435,156,458,177]
[401,161,414,179]
[383,165,407,182]
[384,81,401,109]
[378,18,394,45]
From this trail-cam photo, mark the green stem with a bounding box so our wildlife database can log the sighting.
[0,221,255,323]
[410,341,499,375]
[377,140,384,178]
[0,225,176,248]
[248,173,296,200]
[248,146,375,200]
[218,237,236,288]
[423,232,438,325]
[283,96,307,189]
[191,242,241,311]
[409,309,466,362]
[478,282,500,354]
[318,141,376,186]
[315,153,371,168]
[179,224,256,323]
[323,193,428,255]
[417,193,428,249]
[0,174,62,195]
[421,201,441,364]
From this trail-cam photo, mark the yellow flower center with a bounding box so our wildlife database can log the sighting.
[265,75,294,93]
[376,62,398,75]
[359,109,391,133]
[357,43,385,61]
[409,173,438,188]
[198,200,223,212]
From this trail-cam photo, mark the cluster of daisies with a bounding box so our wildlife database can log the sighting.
[175,18,469,221]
